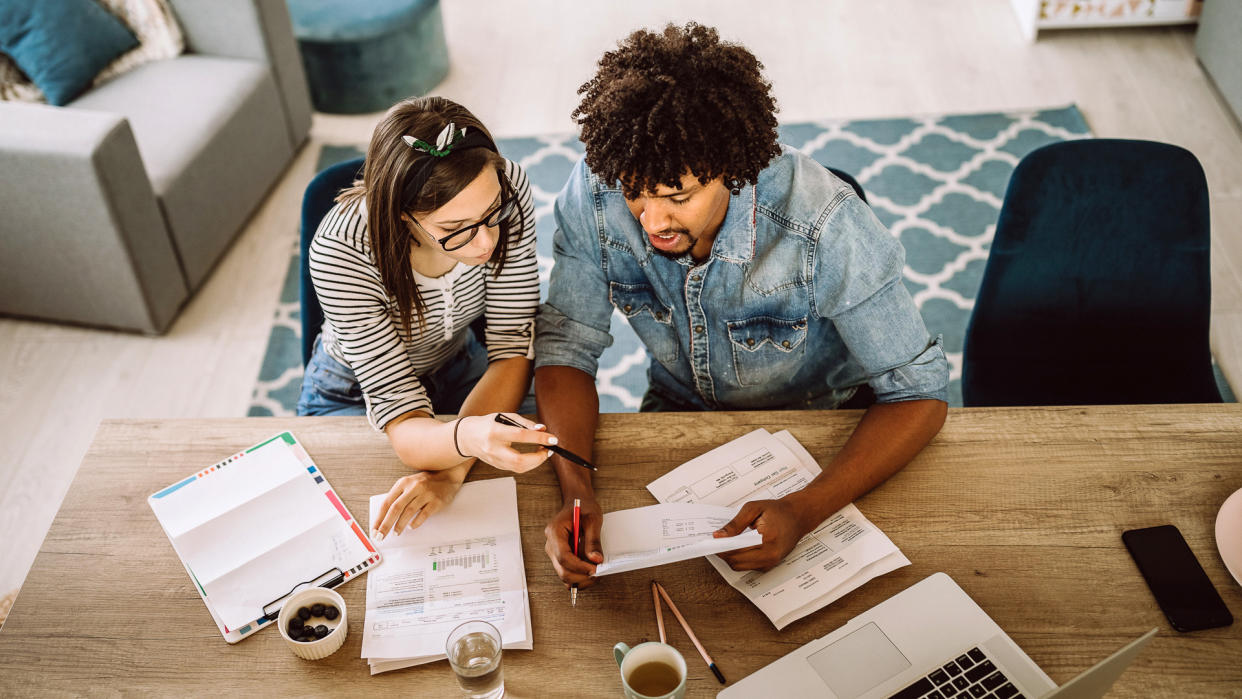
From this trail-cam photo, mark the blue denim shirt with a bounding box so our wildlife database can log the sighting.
[534,146,949,409]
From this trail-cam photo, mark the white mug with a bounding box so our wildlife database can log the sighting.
[613,641,688,699]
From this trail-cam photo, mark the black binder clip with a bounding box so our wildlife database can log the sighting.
[260,567,344,621]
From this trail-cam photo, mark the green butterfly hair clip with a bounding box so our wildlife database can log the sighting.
[403,122,467,157]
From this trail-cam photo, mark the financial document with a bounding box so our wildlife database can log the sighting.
[647,429,909,629]
[593,502,763,576]
[362,477,532,674]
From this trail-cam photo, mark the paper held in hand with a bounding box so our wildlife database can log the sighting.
[592,502,763,576]
[361,477,532,675]
[647,428,909,630]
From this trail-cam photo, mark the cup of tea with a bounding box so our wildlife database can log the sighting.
[613,641,687,699]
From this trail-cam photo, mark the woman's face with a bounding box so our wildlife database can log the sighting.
[410,168,505,266]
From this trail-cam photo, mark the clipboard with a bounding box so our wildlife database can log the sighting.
[148,432,381,643]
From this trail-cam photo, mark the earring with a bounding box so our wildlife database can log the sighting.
[728,177,742,195]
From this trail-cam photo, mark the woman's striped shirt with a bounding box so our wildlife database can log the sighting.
[308,159,538,430]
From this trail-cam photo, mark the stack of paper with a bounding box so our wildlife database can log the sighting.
[647,429,909,630]
[362,477,532,674]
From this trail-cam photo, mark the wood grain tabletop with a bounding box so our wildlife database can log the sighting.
[1,405,1240,697]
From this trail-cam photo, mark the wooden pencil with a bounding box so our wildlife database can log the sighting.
[655,581,726,684]
[652,580,666,643]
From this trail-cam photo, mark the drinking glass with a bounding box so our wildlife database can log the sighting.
[446,620,504,698]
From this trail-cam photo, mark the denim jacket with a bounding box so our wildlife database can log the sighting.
[534,146,949,409]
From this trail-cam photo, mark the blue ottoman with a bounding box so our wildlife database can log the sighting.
[287,0,449,114]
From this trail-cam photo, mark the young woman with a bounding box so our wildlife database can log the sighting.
[297,97,555,539]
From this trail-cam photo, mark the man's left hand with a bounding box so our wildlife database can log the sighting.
[713,498,812,571]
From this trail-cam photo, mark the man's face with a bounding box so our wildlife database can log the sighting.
[624,173,731,260]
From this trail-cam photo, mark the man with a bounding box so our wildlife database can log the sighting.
[534,23,949,588]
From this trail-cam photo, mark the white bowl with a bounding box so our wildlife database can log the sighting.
[1215,487,1242,589]
[277,587,347,660]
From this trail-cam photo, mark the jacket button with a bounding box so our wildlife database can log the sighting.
[691,274,701,282]
[623,304,632,312]
[694,325,704,334]
[746,338,755,346]
[782,340,791,348]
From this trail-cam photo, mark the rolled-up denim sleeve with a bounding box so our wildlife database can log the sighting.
[812,196,950,403]
[534,158,615,376]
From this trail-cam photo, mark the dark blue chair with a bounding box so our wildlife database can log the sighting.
[962,139,1221,406]
[828,167,867,204]
[300,157,365,366]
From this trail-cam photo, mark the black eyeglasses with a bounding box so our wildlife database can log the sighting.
[424,195,518,251]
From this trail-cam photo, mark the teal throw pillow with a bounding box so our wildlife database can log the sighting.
[0,0,139,106]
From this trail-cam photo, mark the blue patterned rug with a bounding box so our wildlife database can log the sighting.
[248,105,1233,416]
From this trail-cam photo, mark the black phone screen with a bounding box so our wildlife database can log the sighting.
[1122,525,1233,632]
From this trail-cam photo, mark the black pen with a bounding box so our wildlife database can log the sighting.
[493,413,598,471]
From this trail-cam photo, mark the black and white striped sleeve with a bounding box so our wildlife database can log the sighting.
[482,159,540,361]
[308,203,433,429]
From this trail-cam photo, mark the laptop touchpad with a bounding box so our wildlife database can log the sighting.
[806,622,911,699]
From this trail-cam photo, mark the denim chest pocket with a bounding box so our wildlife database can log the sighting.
[727,315,808,386]
[609,281,679,364]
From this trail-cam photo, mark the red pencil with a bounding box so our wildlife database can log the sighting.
[571,498,581,607]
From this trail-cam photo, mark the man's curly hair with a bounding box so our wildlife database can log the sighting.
[573,22,781,198]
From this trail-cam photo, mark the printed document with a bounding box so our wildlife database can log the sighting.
[593,502,763,576]
[362,477,531,674]
[647,429,909,629]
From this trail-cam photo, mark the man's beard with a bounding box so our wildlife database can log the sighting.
[651,229,694,260]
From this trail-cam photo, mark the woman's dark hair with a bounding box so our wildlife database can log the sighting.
[339,96,522,337]
[573,22,781,198]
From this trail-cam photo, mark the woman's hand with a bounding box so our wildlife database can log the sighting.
[372,469,467,539]
[454,413,558,473]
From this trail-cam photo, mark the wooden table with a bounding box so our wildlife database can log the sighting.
[2,406,1241,697]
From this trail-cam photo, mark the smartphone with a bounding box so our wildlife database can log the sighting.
[1122,525,1233,632]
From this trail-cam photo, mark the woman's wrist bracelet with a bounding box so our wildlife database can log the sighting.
[452,417,469,458]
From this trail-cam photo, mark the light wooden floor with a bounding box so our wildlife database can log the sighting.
[3,0,1241,602]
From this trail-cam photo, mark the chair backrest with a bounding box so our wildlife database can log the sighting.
[300,157,365,366]
[962,139,1220,406]
[827,167,867,204]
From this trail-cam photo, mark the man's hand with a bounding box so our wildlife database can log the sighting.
[543,496,603,588]
[713,498,812,572]
[372,469,466,539]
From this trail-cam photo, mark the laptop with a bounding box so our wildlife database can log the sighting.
[720,573,1156,699]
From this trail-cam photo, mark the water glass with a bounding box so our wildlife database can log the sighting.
[446,620,504,698]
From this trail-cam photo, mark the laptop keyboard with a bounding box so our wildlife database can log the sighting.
[888,647,1025,699]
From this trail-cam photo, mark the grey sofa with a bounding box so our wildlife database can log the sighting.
[1196,0,1242,126]
[0,0,312,333]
